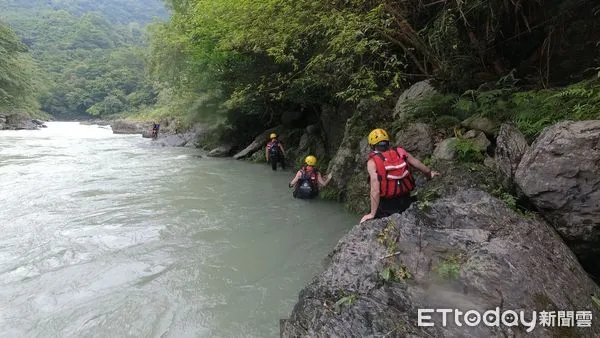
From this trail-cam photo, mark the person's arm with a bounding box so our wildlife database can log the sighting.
[279,144,286,157]
[265,146,269,161]
[289,171,302,187]
[405,152,440,178]
[360,159,380,223]
[317,172,333,187]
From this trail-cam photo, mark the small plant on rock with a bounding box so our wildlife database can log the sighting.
[434,253,466,280]
[333,293,358,314]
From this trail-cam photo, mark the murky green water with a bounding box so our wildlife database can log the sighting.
[0,122,356,337]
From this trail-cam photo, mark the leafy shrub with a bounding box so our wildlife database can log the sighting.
[453,138,485,163]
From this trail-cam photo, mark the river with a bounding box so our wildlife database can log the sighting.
[0,122,356,337]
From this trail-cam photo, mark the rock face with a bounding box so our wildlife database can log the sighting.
[393,80,437,121]
[495,123,529,189]
[326,100,383,193]
[152,126,205,148]
[514,120,600,272]
[110,119,149,134]
[282,189,600,337]
[320,103,354,156]
[394,122,433,158]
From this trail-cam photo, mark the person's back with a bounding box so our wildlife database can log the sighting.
[289,155,332,199]
[294,165,319,199]
[266,133,286,170]
[360,128,439,223]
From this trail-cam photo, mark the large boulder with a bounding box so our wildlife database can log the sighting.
[282,188,600,337]
[495,123,529,189]
[153,125,205,148]
[394,122,434,158]
[2,112,38,130]
[393,80,437,121]
[514,120,600,274]
[110,119,149,134]
[207,145,234,157]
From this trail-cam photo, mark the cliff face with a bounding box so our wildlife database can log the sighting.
[281,188,600,337]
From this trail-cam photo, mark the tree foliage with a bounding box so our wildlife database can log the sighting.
[0,23,41,112]
[0,0,166,119]
[147,0,600,145]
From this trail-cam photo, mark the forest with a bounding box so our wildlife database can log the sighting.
[138,0,600,156]
[0,0,167,119]
[1,0,599,143]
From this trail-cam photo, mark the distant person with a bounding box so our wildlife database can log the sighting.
[266,133,286,170]
[360,128,440,224]
[151,122,160,139]
[288,155,332,199]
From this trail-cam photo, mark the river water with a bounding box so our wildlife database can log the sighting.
[0,122,356,337]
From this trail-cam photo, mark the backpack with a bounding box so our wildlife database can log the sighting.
[368,147,415,198]
[267,140,281,155]
[295,166,319,198]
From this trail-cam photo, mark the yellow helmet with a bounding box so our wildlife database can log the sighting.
[269,133,277,139]
[368,128,389,145]
[305,155,317,166]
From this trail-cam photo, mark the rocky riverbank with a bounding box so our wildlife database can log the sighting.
[0,112,47,130]
[194,80,600,336]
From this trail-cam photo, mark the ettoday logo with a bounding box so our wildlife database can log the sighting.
[418,308,593,332]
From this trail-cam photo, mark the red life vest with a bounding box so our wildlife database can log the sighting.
[368,147,415,198]
[267,140,280,153]
[300,166,318,186]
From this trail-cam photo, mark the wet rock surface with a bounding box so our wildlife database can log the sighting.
[282,189,600,337]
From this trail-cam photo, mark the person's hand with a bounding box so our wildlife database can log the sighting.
[288,183,293,188]
[360,213,375,224]
[327,173,333,180]
[430,170,440,178]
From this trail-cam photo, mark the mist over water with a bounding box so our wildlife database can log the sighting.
[0,122,355,337]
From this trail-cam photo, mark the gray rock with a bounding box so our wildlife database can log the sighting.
[283,189,600,337]
[320,102,354,156]
[461,117,499,135]
[495,123,529,189]
[31,119,45,126]
[233,125,283,159]
[393,80,437,121]
[153,127,205,148]
[514,120,600,272]
[207,145,233,157]
[141,130,153,138]
[394,122,433,158]
[470,130,492,151]
[432,137,457,160]
[110,119,149,134]
[326,100,383,191]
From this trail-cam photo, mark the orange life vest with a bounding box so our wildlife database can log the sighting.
[368,147,415,198]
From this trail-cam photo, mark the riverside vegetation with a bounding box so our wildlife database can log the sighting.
[2,0,600,336]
